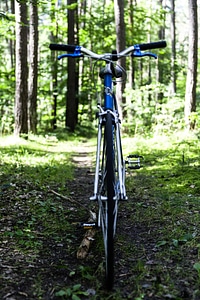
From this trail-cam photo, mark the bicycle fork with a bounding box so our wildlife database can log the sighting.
[90,109,127,202]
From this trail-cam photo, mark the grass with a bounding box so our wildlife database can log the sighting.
[1,129,200,299]
[118,130,200,299]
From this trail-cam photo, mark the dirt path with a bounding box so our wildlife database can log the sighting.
[1,140,200,299]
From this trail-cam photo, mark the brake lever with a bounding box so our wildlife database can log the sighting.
[58,53,83,60]
[132,50,157,59]
[58,46,83,60]
[132,46,157,59]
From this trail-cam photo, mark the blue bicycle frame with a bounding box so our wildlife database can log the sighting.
[103,63,114,110]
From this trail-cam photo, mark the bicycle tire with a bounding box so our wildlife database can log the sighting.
[104,111,115,289]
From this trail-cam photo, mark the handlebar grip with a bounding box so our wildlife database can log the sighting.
[139,40,167,51]
[49,43,77,52]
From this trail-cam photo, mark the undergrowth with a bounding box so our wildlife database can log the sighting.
[0,130,200,299]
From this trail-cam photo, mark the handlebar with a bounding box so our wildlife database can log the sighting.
[137,41,167,51]
[49,44,77,52]
[49,41,167,60]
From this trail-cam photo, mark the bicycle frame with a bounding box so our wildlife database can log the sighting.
[103,62,114,110]
[90,60,127,236]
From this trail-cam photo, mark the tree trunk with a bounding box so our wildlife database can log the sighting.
[14,0,28,137]
[128,0,135,89]
[156,0,166,102]
[184,0,198,130]
[28,0,38,133]
[66,0,78,132]
[50,1,59,130]
[114,0,126,120]
[6,0,15,69]
[170,0,176,94]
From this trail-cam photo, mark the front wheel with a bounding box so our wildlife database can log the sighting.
[104,112,115,289]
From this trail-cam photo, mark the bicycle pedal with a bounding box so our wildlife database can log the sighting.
[79,222,97,229]
[125,154,143,170]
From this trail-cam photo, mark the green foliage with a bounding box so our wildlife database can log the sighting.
[0,0,175,134]
[0,134,74,189]
[124,83,185,134]
[194,262,200,278]
[79,0,115,51]
[0,0,197,143]
[55,284,89,299]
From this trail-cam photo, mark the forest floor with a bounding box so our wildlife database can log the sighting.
[1,131,200,300]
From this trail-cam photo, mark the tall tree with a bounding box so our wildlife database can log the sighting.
[114,0,126,119]
[184,0,198,130]
[157,0,166,102]
[170,0,176,94]
[66,0,78,132]
[5,0,15,69]
[127,0,135,89]
[28,0,38,133]
[50,0,58,130]
[14,0,28,136]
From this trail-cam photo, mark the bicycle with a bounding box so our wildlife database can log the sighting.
[49,40,167,289]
